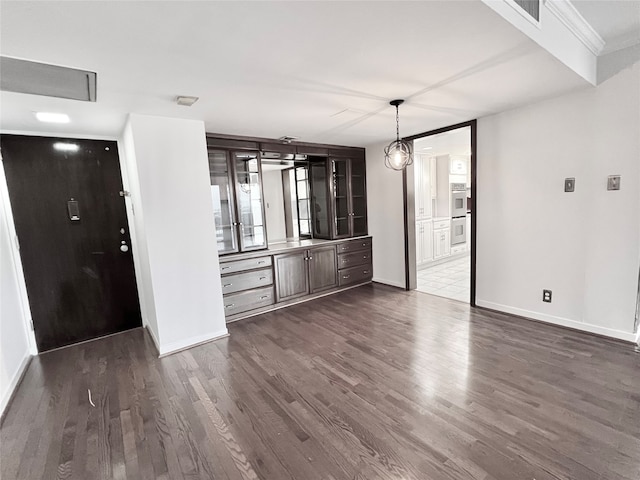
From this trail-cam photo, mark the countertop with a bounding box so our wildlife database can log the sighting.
[219,236,371,262]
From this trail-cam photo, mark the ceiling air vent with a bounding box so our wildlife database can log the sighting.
[512,0,540,22]
[0,56,97,101]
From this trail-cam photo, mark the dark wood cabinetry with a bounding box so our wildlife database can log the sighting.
[209,133,370,323]
[208,148,268,254]
[274,245,337,302]
[311,152,368,239]
[220,237,371,323]
[337,238,372,287]
[220,255,275,316]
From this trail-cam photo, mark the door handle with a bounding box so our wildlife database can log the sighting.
[120,241,129,252]
[223,283,233,287]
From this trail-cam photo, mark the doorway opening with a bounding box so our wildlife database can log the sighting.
[403,120,476,305]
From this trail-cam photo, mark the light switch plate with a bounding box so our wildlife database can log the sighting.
[564,178,575,192]
[607,175,621,190]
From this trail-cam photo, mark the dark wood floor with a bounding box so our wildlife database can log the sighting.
[2,284,639,480]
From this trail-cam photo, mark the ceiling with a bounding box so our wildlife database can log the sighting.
[0,1,630,147]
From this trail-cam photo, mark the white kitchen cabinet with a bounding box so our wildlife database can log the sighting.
[433,226,451,259]
[414,155,432,220]
[416,220,433,265]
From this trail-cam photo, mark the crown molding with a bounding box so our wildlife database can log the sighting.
[544,0,606,56]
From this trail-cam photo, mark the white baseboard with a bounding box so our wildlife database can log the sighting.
[372,277,405,289]
[635,330,639,345]
[1,353,32,416]
[145,325,161,355]
[476,300,637,342]
[157,329,229,357]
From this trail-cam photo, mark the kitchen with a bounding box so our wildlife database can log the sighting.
[413,125,471,302]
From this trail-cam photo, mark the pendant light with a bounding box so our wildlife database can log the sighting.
[384,99,413,171]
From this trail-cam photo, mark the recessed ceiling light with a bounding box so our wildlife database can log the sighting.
[175,95,199,106]
[53,142,79,152]
[35,112,70,123]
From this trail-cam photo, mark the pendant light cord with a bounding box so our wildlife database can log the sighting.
[395,105,400,142]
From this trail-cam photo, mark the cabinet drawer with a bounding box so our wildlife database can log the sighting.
[338,249,371,269]
[433,219,450,230]
[338,264,372,286]
[221,268,272,294]
[451,244,466,255]
[219,256,272,275]
[223,286,274,316]
[336,237,372,253]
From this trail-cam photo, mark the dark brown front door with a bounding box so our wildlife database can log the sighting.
[2,135,142,352]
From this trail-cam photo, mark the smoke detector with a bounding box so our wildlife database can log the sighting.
[278,136,298,144]
[175,95,199,106]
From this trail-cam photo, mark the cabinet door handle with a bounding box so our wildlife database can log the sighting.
[259,276,267,280]
[342,274,350,279]
[225,304,235,308]
[223,283,233,287]
[257,260,266,264]
[363,270,369,274]
[259,295,269,300]
[362,243,367,246]
[308,256,313,260]
[221,266,231,270]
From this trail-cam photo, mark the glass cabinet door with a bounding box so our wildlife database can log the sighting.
[332,159,350,237]
[208,150,238,254]
[295,166,311,237]
[310,162,331,238]
[350,157,368,236]
[234,152,267,250]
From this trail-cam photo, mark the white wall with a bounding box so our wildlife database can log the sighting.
[476,62,640,341]
[365,141,406,288]
[263,169,287,242]
[0,165,32,414]
[120,127,158,342]
[122,114,227,355]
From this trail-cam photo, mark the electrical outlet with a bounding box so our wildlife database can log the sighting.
[542,289,552,303]
[564,178,575,192]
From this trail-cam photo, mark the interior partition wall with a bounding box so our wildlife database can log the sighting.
[402,120,477,306]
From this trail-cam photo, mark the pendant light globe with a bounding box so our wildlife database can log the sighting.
[384,99,413,171]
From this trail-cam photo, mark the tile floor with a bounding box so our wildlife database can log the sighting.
[416,254,470,302]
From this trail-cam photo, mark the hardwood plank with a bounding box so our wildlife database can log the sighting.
[2,285,639,480]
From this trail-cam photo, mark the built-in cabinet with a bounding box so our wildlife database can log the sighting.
[414,155,432,220]
[311,150,367,240]
[208,149,267,254]
[220,237,372,322]
[208,136,368,254]
[274,245,337,302]
[433,219,451,260]
[220,255,275,316]
[337,238,372,286]
[416,220,433,266]
[208,134,371,324]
